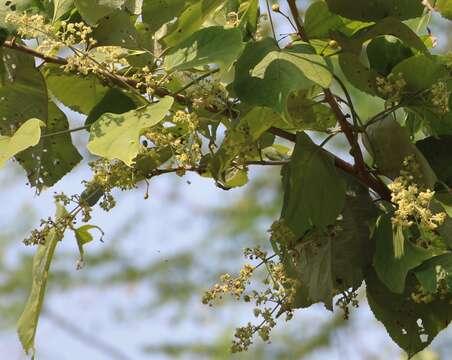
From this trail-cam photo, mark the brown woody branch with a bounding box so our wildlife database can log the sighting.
[285,0,391,201]
[2,38,389,199]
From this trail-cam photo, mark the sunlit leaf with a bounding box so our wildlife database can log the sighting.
[0,118,43,168]
[87,96,174,165]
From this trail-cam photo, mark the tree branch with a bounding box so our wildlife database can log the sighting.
[3,40,67,65]
[285,0,391,201]
[286,0,308,42]
[2,38,390,200]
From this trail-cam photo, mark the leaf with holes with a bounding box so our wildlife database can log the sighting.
[366,268,452,358]
[15,102,83,189]
[44,65,110,115]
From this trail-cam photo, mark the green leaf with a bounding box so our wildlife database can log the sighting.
[252,50,333,89]
[52,0,73,22]
[0,51,82,188]
[224,168,248,188]
[367,36,414,76]
[237,0,258,37]
[85,88,137,127]
[286,90,336,131]
[124,0,142,14]
[409,106,452,136]
[366,268,452,357]
[91,10,140,48]
[87,96,174,165]
[17,203,66,356]
[361,18,427,53]
[44,65,110,115]
[416,135,452,187]
[164,26,244,71]
[435,191,452,217]
[392,55,447,93]
[142,0,187,33]
[436,0,452,20]
[339,52,379,95]
[325,0,424,21]
[209,106,278,184]
[75,0,123,24]
[415,253,452,293]
[234,40,331,120]
[304,1,345,39]
[0,119,43,168]
[334,17,427,55]
[74,224,104,266]
[15,102,83,189]
[373,214,436,294]
[0,28,8,47]
[297,180,377,309]
[304,1,371,39]
[364,116,437,186]
[163,0,227,47]
[281,132,346,237]
[0,48,48,132]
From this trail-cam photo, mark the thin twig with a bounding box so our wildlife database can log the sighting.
[265,0,278,42]
[245,160,289,166]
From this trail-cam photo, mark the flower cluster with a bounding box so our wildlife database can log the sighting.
[202,263,255,304]
[430,81,450,114]
[5,13,54,39]
[203,246,297,353]
[89,159,141,192]
[184,73,229,111]
[23,198,71,245]
[6,13,96,56]
[388,156,446,231]
[144,111,202,169]
[225,11,240,28]
[64,46,130,75]
[269,220,297,246]
[376,73,407,102]
[6,13,131,77]
[132,65,160,97]
[222,124,260,168]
